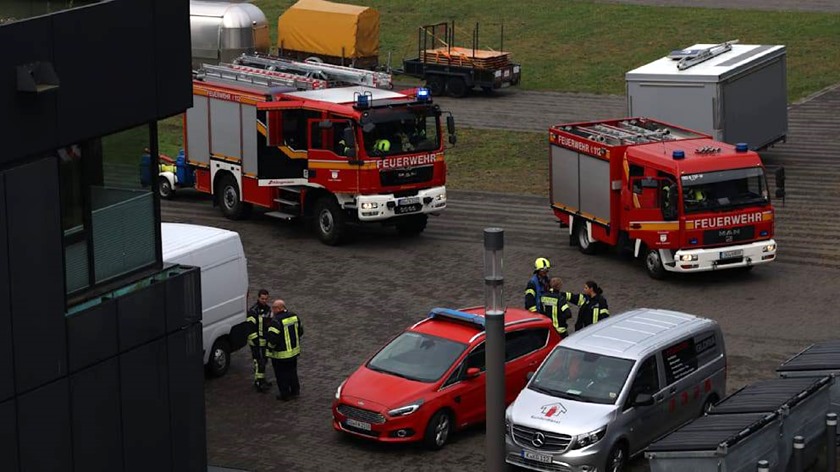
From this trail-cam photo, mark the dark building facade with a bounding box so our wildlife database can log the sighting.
[0,1,206,471]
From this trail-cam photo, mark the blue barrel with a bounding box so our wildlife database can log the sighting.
[139,153,152,187]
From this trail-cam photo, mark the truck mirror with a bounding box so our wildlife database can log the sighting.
[632,393,655,407]
[318,120,333,129]
[342,127,356,158]
[362,122,376,133]
[446,115,456,135]
[775,188,786,198]
[449,134,457,145]
[774,166,785,190]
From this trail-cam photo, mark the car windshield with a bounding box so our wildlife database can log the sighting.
[366,332,467,383]
[529,347,634,405]
[681,167,769,214]
[362,108,440,157]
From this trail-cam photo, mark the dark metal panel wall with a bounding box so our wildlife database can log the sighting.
[154,0,194,118]
[164,265,202,331]
[6,157,66,393]
[0,399,19,472]
[52,1,156,144]
[168,323,207,471]
[0,16,59,163]
[117,282,166,351]
[0,175,14,402]
[66,299,119,373]
[70,357,123,472]
[120,338,172,472]
[17,379,72,472]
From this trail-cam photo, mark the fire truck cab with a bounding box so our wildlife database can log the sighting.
[549,118,777,278]
[184,64,453,245]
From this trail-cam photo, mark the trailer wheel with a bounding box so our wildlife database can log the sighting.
[426,76,445,96]
[313,196,347,246]
[576,223,598,255]
[396,214,428,237]
[447,77,468,98]
[217,174,251,220]
[158,176,174,200]
[644,249,667,280]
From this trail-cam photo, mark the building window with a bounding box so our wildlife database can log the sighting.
[60,123,161,299]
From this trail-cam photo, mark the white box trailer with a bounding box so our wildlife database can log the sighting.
[626,41,788,150]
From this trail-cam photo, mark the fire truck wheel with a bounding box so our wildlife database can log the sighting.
[396,214,428,237]
[644,249,667,279]
[576,223,597,255]
[426,76,445,96]
[314,197,347,245]
[447,77,468,98]
[217,174,251,220]
[158,176,174,200]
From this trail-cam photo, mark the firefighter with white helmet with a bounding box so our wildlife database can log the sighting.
[525,257,551,313]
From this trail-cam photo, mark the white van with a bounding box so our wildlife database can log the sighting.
[505,308,726,472]
[161,223,249,377]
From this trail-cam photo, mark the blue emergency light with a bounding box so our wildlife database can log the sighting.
[354,91,373,109]
[416,87,431,102]
[428,307,485,328]
[672,150,685,160]
[735,143,749,153]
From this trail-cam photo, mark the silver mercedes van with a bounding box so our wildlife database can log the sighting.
[505,308,726,472]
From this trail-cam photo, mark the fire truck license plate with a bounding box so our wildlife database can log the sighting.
[398,197,420,206]
[720,249,743,259]
[523,450,553,464]
[395,204,421,214]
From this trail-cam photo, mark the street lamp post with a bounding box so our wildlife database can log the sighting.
[484,228,505,472]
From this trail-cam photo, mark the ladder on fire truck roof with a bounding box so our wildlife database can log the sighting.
[234,53,393,90]
[197,63,327,91]
[575,120,678,146]
[669,39,739,71]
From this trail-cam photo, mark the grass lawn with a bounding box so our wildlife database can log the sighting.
[255,0,840,101]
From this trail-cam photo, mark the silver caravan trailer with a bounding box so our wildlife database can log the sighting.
[190,0,270,70]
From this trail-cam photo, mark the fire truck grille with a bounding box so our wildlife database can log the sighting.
[336,404,386,424]
[380,165,434,187]
[702,225,755,245]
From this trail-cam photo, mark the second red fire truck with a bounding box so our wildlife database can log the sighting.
[548,117,778,278]
[182,62,454,245]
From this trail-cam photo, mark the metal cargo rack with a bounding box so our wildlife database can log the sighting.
[646,412,783,472]
[233,53,393,89]
[778,340,840,432]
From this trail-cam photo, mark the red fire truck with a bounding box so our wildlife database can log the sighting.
[548,117,778,278]
[183,63,454,244]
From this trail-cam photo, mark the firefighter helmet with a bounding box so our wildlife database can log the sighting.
[374,139,391,152]
[534,257,551,271]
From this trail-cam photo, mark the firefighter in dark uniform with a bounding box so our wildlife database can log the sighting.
[525,257,551,313]
[266,299,304,401]
[246,289,273,392]
[539,277,576,339]
[573,280,610,331]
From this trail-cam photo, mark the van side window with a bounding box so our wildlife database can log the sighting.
[661,338,700,385]
[505,328,549,362]
[624,356,660,410]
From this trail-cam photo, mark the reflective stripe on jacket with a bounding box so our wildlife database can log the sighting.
[267,312,302,359]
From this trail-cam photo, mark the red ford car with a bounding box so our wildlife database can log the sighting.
[332,307,561,449]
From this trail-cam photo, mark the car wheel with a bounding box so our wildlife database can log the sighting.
[217,174,251,220]
[576,223,597,255]
[423,410,453,450]
[396,214,428,237]
[605,442,628,472]
[206,338,230,378]
[158,176,174,199]
[644,248,667,280]
[313,196,347,245]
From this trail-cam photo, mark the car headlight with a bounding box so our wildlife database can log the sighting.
[435,192,446,202]
[335,380,346,400]
[387,399,424,417]
[763,243,776,253]
[679,254,699,261]
[361,202,379,210]
[571,426,606,450]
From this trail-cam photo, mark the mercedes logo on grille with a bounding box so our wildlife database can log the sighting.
[531,431,546,448]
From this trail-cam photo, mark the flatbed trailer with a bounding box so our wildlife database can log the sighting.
[400,22,521,98]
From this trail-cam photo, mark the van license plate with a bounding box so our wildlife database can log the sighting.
[523,450,553,464]
[346,419,372,431]
[720,249,743,259]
